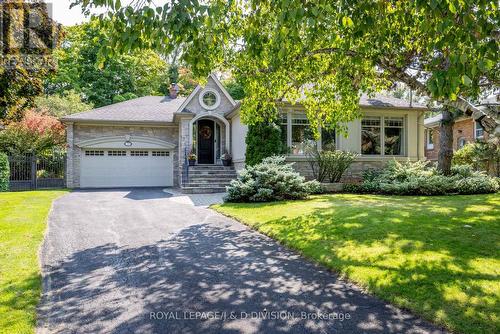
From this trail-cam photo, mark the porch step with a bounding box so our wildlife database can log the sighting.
[181,164,238,194]
[181,186,228,194]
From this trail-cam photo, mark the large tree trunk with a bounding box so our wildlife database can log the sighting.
[438,109,454,175]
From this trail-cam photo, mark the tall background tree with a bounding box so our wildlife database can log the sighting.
[0,0,62,121]
[76,0,499,173]
[45,19,170,107]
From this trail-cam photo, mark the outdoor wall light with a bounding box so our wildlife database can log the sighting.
[124,135,132,147]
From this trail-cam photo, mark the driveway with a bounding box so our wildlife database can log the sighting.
[38,188,446,334]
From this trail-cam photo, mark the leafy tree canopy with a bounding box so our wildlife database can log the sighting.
[34,90,93,117]
[45,19,170,107]
[74,0,499,134]
[0,0,62,121]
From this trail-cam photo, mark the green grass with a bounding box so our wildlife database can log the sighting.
[214,194,500,334]
[0,190,68,334]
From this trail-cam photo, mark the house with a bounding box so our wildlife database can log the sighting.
[61,74,427,192]
[424,114,488,161]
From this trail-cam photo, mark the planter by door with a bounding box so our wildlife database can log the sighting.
[197,119,215,164]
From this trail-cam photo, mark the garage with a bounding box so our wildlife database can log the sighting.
[80,149,173,188]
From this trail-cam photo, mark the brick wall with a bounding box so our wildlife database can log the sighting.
[425,118,487,161]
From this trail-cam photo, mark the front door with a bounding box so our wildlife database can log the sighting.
[197,119,215,164]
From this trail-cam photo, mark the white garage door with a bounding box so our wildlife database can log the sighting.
[80,149,173,188]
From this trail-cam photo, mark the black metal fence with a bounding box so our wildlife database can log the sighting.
[7,152,66,191]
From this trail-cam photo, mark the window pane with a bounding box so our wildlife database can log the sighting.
[321,128,336,151]
[279,115,288,148]
[475,121,484,138]
[428,129,434,145]
[385,127,403,155]
[291,115,314,155]
[361,117,381,155]
[384,117,404,155]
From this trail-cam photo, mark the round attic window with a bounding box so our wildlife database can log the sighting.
[199,89,220,110]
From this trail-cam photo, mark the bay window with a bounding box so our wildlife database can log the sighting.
[362,116,405,156]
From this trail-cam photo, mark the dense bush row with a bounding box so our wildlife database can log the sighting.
[344,160,499,195]
[0,153,9,192]
[225,156,321,202]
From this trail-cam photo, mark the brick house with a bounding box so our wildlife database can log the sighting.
[424,114,487,161]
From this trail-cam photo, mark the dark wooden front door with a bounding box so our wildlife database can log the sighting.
[197,120,214,164]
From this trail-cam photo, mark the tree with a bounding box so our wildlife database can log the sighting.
[45,19,169,107]
[0,110,65,155]
[0,0,62,121]
[34,90,93,117]
[245,122,286,165]
[76,0,499,173]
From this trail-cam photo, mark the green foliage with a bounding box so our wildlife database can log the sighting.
[45,20,168,108]
[0,153,9,192]
[112,92,138,104]
[453,140,500,176]
[0,0,62,121]
[34,91,93,117]
[0,110,65,155]
[307,146,357,182]
[225,156,321,202]
[347,160,499,195]
[76,0,498,133]
[223,79,246,100]
[245,122,286,166]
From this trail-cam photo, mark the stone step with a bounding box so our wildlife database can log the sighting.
[183,183,231,188]
[181,186,227,194]
[188,165,235,170]
[187,171,238,177]
[186,178,235,184]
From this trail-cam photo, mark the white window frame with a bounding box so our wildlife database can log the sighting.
[361,115,406,157]
[474,120,484,139]
[280,110,338,155]
[426,129,434,150]
[199,88,221,111]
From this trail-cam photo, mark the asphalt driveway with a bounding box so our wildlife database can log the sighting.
[37,188,446,334]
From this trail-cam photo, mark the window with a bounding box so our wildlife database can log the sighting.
[361,116,405,156]
[291,114,315,155]
[152,151,170,157]
[108,150,126,156]
[131,150,149,156]
[279,114,288,148]
[384,117,404,155]
[321,127,336,151]
[85,150,104,156]
[475,121,484,139]
[361,117,381,155]
[457,137,467,149]
[199,89,220,110]
[426,129,434,149]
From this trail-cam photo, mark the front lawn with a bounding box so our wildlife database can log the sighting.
[214,194,500,334]
[0,190,68,333]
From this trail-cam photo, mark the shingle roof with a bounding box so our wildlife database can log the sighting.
[61,96,187,123]
[359,93,427,109]
[424,114,443,127]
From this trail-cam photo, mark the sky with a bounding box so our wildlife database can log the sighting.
[49,0,92,26]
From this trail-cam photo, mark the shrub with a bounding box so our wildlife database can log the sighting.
[0,110,65,155]
[0,153,9,191]
[453,140,500,176]
[245,122,287,166]
[307,146,357,182]
[225,155,321,202]
[347,160,499,196]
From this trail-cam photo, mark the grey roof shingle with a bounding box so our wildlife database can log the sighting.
[61,96,187,123]
[359,93,426,109]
